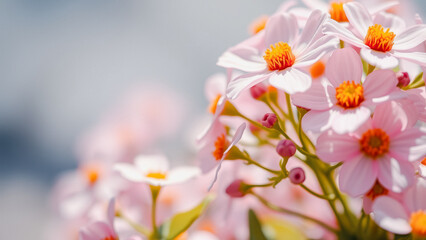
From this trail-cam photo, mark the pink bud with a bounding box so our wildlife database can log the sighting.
[289,167,305,184]
[261,113,277,128]
[225,179,246,198]
[276,139,296,157]
[250,83,267,99]
[397,72,410,87]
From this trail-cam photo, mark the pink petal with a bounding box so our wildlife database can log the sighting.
[392,51,426,67]
[301,0,327,10]
[372,196,411,235]
[265,13,298,47]
[325,48,363,87]
[331,105,371,134]
[377,157,415,193]
[293,35,339,67]
[205,73,227,100]
[368,1,399,15]
[107,198,115,227]
[208,123,246,190]
[226,70,272,100]
[372,101,409,137]
[373,12,405,35]
[389,127,426,162]
[360,49,398,69]
[404,177,426,212]
[339,155,377,197]
[393,24,426,51]
[343,2,373,38]
[302,109,334,133]
[316,130,361,162]
[291,81,334,110]
[323,19,365,48]
[363,69,397,100]
[217,49,266,72]
[269,68,312,94]
[295,10,328,52]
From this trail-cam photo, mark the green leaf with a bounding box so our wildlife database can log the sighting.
[161,195,214,240]
[248,209,267,240]
[262,217,306,240]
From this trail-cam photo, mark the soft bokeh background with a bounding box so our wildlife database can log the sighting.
[0,0,424,239]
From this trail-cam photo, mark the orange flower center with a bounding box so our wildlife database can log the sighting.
[209,94,221,114]
[310,60,326,79]
[212,134,229,161]
[366,181,388,200]
[263,42,295,71]
[329,2,349,22]
[250,15,268,35]
[360,129,390,159]
[421,157,426,166]
[335,81,364,108]
[82,166,100,186]
[364,24,396,52]
[146,172,167,179]
[410,210,426,237]
[102,237,116,240]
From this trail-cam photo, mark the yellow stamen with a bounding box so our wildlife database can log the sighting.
[359,129,390,159]
[329,2,349,22]
[263,42,295,71]
[146,172,167,179]
[335,81,364,109]
[364,24,396,52]
[410,210,426,237]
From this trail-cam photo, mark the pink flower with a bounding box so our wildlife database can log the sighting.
[218,10,338,98]
[316,101,426,197]
[372,177,426,236]
[292,47,403,134]
[323,2,426,69]
[79,199,118,240]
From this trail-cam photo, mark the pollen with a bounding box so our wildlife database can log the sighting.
[335,81,364,109]
[212,134,229,161]
[359,129,390,159]
[82,165,100,186]
[209,94,221,114]
[146,172,167,179]
[250,15,268,35]
[263,42,295,71]
[329,2,349,22]
[410,210,426,237]
[364,24,396,52]
[366,181,388,200]
[310,60,326,79]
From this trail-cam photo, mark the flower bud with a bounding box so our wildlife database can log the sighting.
[261,113,277,128]
[289,167,305,185]
[225,179,246,198]
[250,83,267,99]
[276,139,296,158]
[397,72,410,87]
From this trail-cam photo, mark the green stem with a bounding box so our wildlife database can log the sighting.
[150,186,161,239]
[246,156,281,175]
[116,213,151,237]
[251,192,339,234]
[285,93,298,131]
[300,184,335,200]
[366,64,375,75]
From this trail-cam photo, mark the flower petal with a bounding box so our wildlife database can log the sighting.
[294,35,339,67]
[372,101,409,137]
[217,49,267,72]
[325,48,363,87]
[316,130,361,162]
[343,2,373,38]
[372,196,411,235]
[295,10,328,52]
[339,155,377,197]
[302,109,334,133]
[392,51,426,67]
[135,154,169,173]
[404,177,426,212]
[377,157,415,193]
[360,48,398,69]
[331,106,371,134]
[389,127,426,162]
[393,24,426,51]
[269,68,312,94]
[167,167,201,185]
[373,12,405,35]
[265,13,298,47]
[114,163,144,182]
[226,70,272,100]
[291,81,334,110]
[323,19,365,48]
[363,69,397,100]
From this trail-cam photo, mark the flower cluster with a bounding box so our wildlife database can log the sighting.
[48,1,426,240]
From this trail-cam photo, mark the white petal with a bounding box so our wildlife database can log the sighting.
[323,19,365,48]
[265,13,298,47]
[360,48,398,69]
[302,109,334,133]
[295,10,328,52]
[135,154,169,173]
[343,2,373,38]
[372,196,411,235]
[205,73,227,100]
[114,163,144,182]
[291,81,334,110]
[294,35,339,67]
[269,68,312,94]
[331,106,371,134]
[167,167,201,185]
[373,12,405,35]
[226,70,272,100]
[393,24,426,51]
[217,50,266,72]
[392,51,426,67]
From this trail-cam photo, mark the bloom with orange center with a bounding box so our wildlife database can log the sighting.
[335,81,364,109]
[146,172,167,180]
[365,181,388,201]
[364,24,395,52]
[81,165,101,186]
[263,42,295,71]
[249,15,268,35]
[309,60,326,79]
[324,2,426,69]
[329,2,349,22]
[359,128,390,159]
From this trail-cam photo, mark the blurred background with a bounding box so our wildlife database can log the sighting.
[0,0,424,239]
